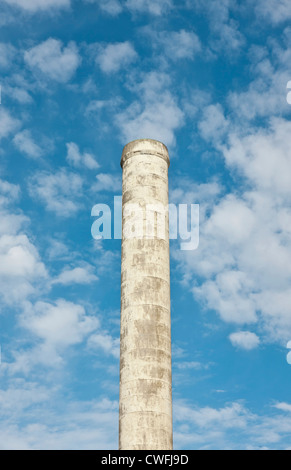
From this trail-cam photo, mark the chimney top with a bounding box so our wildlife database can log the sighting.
[120,138,170,168]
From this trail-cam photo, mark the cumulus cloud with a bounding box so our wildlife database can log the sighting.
[198,104,229,143]
[21,299,98,348]
[174,23,291,345]
[194,271,258,325]
[192,0,245,54]
[3,299,97,372]
[92,173,121,192]
[0,390,118,449]
[13,130,43,159]
[0,179,20,207]
[52,266,98,285]
[152,29,201,60]
[98,0,122,15]
[66,142,99,170]
[84,0,122,15]
[255,0,291,25]
[5,299,120,374]
[0,42,16,69]
[125,0,172,15]
[223,118,291,197]
[175,401,249,430]
[0,107,20,141]
[227,40,291,122]
[274,403,291,413]
[88,332,120,358]
[2,0,70,13]
[0,176,49,306]
[0,206,28,238]
[174,400,291,449]
[96,41,137,73]
[24,38,80,83]
[4,85,33,104]
[0,235,45,278]
[28,169,84,216]
[229,331,260,350]
[174,115,291,342]
[0,234,47,304]
[0,381,51,417]
[116,72,184,147]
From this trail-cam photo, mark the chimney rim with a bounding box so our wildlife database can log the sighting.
[120,138,170,168]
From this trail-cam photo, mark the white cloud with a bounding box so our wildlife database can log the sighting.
[52,266,98,285]
[88,332,120,358]
[116,72,184,147]
[0,42,16,69]
[13,130,43,159]
[0,107,20,141]
[0,178,41,307]
[0,381,51,417]
[85,98,121,115]
[192,0,245,54]
[223,118,291,198]
[24,38,80,83]
[21,299,98,348]
[84,97,123,135]
[93,173,121,192]
[1,73,34,104]
[227,41,291,122]
[204,195,256,245]
[170,180,222,211]
[0,233,47,304]
[0,211,28,237]
[2,0,70,13]
[198,104,229,143]
[229,331,260,350]
[212,20,245,54]
[174,361,208,370]
[5,300,119,373]
[28,169,83,216]
[96,41,137,73]
[255,0,291,25]
[0,179,20,206]
[4,85,33,104]
[157,29,201,60]
[175,114,291,342]
[194,271,257,324]
[174,400,291,449]
[0,394,118,449]
[254,289,291,343]
[0,235,45,278]
[125,0,172,15]
[98,0,122,15]
[175,401,249,430]
[45,238,70,261]
[84,0,122,16]
[274,403,291,413]
[91,242,119,276]
[66,142,99,170]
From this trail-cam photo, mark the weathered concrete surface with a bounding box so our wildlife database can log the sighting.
[119,139,173,450]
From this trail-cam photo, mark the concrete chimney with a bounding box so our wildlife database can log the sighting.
[119,139,173,450]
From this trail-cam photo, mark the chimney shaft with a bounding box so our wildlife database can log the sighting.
[119,139,173,450]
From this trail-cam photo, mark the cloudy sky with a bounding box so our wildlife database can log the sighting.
[0,0,291,450]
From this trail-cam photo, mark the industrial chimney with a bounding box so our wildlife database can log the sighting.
[119,139,173,450]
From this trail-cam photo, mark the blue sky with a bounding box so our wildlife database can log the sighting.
[0,0,291,450]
